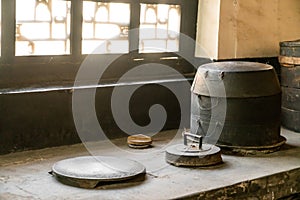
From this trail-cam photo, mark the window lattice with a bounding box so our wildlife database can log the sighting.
[15,0,71,56]
[139,4,181,53]
[82,2,130,54]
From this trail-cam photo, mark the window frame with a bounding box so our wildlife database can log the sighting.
[0,0,198,89]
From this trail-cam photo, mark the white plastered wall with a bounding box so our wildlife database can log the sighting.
[196,0,300,60]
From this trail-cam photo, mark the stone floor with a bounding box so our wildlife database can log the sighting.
[0,128,300,199]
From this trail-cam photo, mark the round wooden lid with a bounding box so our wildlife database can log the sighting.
[127,134,152,146]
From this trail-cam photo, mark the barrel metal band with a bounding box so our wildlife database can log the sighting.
[279,56,300,66]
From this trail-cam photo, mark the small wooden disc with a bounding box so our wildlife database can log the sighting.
[127,134,152,146]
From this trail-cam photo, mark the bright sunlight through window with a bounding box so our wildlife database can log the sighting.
[139,4,181,53]
[15,0,71,56]
[82,2,130,54]
[15,1,181,56]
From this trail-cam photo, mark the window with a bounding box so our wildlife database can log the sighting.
[0,1,1,56]
[139,4,181,53]
[82,2,130,54]
[0,0,198,87]
[10,0,194,57]
[15,0,71,56]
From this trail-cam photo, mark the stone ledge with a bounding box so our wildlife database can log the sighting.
[181,167,300,200]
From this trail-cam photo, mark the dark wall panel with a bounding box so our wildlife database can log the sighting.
[0,82,191,155]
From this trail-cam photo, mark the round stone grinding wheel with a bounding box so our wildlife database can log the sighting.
[166,144,222,167]
[51,156,146,188]
[165,131,222,167]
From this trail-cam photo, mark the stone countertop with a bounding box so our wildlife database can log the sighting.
[1,128,300,200]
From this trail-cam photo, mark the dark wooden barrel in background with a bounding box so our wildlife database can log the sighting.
[279,39,300,132]
[191,62,285,153]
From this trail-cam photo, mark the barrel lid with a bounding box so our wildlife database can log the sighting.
[280,39,300,47]
[191,62,281,98]
[198,61,273,72]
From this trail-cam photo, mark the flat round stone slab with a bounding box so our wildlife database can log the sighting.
[165,144,222,167]
[51,156,146,188]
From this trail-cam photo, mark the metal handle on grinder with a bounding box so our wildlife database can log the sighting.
[183,132,203,149]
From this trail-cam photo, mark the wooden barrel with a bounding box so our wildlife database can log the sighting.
[281,65,300,88]
[282,87,300,111]
[279,39,300,132]
[191,62,285,152]
[279,39,300,65]
[281,107,300,132]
